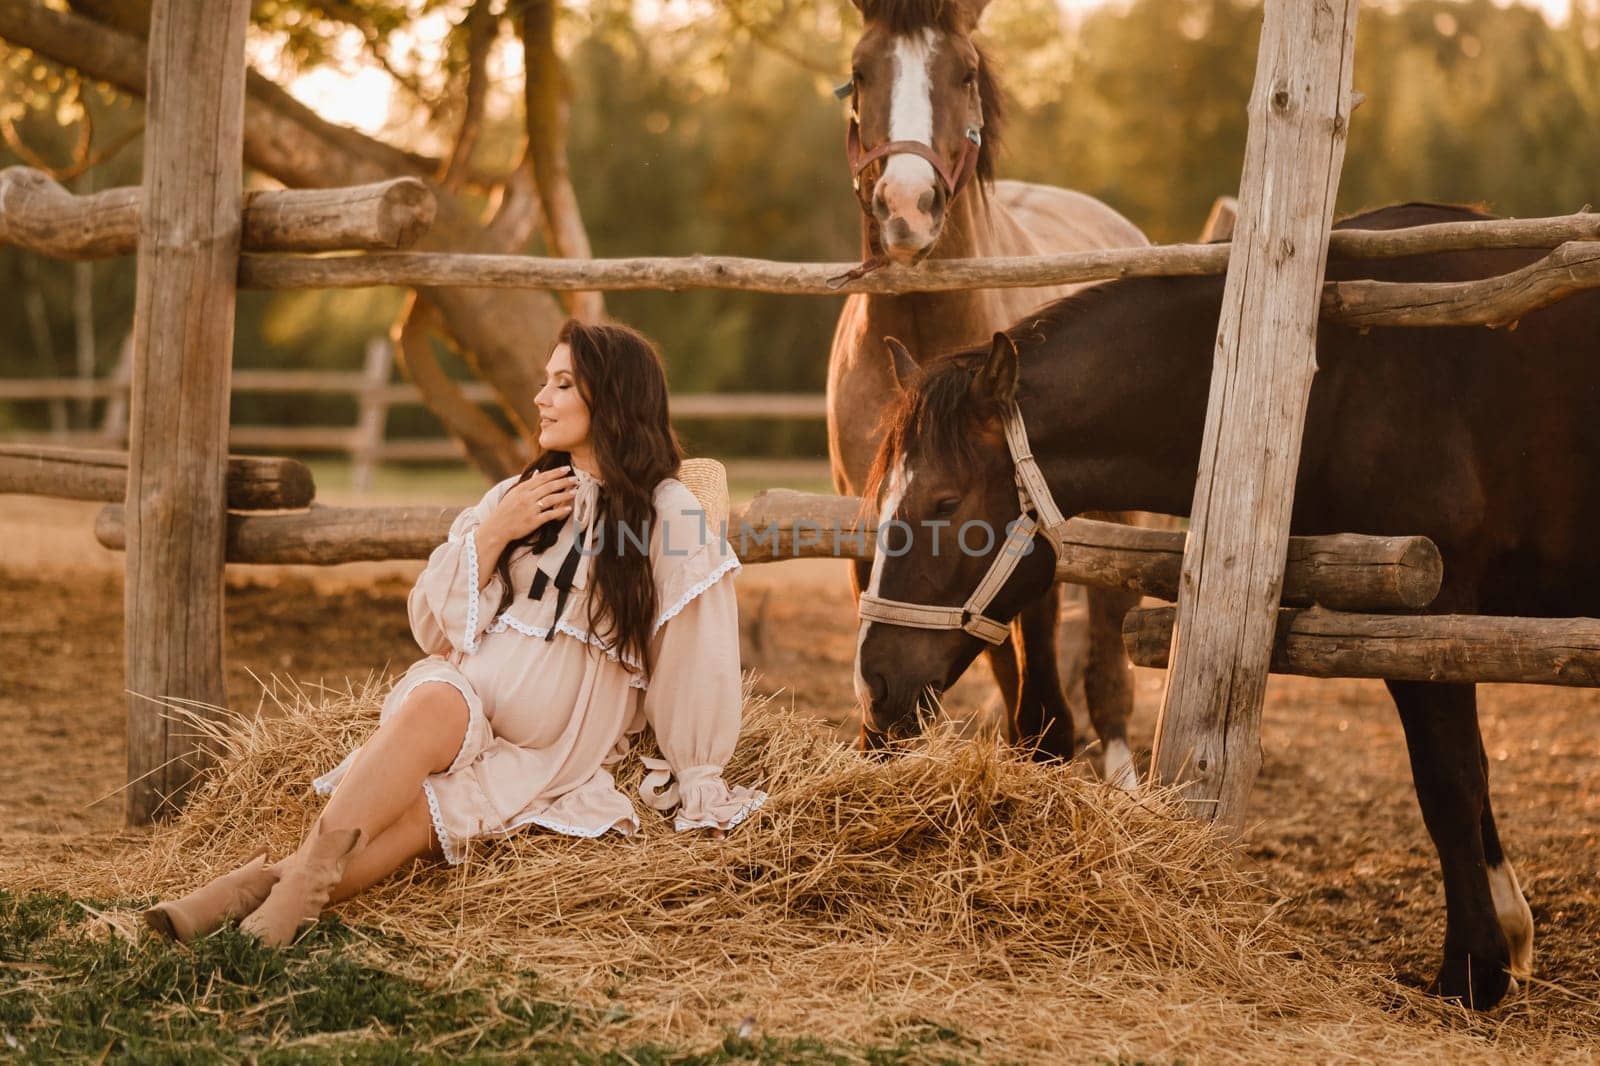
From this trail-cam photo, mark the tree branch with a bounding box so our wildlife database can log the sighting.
[442,0,498,190]
[0,0,437,189]
[394,294,524,479]
[5,0,571,454]
[519,0,602,321]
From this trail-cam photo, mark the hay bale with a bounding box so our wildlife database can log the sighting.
[48,677,1563,1062]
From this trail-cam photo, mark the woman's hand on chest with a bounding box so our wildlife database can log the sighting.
[481,466,579,551]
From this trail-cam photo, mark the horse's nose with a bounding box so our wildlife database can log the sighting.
[872,190,891,223]
[862,669,888,704]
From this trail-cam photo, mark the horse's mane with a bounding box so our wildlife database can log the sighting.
[856,0,1007,183]
[858,0,975,34]
[863,345,1004,505]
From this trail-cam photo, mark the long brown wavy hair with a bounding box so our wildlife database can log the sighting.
[489,319,683,678]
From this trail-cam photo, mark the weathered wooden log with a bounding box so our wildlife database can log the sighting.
[1153,0,1360,836]
[0,166,435,259]
[1125,605,1600,687]
[241,181,436,253]
[0,444,315,509]
[236,211,1600,297]
[728,492,1438,609]
[1323,239,1600,328]
[0,170,139,259]
[96,503,459,565]
[1053,521,1441,611]
[122,0,250,826]
[90,489,1439,607]
[727,489,872,562]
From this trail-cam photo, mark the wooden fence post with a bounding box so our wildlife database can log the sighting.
[123,0,251,825]
[1150,0,1360,835]
[352,336,394,494]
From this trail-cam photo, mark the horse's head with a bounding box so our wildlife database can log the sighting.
[844,0,1002,264]
[854,330,1060,748]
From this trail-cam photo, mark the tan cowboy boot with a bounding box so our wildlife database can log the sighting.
[238,824,362,947]
[143,852,279,943]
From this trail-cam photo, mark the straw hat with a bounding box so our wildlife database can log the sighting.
[676,457,730,535]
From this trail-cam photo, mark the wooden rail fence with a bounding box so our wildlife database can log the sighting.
[4,0,1599,828]
[0,356,831,491]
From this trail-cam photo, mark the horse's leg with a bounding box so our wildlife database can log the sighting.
[985,640,1023,737]
[1083,585,1141,789]
[1479,737,1534,985]
[1055,583,1089,716]
[1386,679,1514,1008]
[1010,585,1075,760]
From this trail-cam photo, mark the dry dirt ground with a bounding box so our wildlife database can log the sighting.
[3,496,1597,1044]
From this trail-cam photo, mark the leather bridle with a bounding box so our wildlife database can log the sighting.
[845,116,983,206]
[858,402,1069,646]
[829,78,984,288]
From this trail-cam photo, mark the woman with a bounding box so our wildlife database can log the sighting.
[145,320,764,947]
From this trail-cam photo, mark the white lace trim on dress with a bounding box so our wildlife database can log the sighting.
[502,810,637,841]
[421,780,465,864]
[448,526,483,654]
[651,553,741,636]
[673,792,767,833]
[485,613,644,670]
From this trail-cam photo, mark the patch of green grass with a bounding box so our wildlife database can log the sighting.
[0,890,975,1064]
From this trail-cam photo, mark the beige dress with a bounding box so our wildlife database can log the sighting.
[312,467,765,863]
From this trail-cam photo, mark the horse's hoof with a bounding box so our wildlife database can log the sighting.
[1429,949,1513,1010]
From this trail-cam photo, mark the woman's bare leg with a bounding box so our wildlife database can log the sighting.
[330,791,441,903]
[240,684,469,944]
[316,681,469,845]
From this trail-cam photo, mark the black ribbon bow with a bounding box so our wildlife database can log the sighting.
[528,522,589,640]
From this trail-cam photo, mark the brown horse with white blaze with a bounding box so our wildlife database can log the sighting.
[828,0,1149,775]
[852,202,1593,1009]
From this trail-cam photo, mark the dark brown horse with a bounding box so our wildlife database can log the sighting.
[828,0,1150,779]
[852,202,1600,1009]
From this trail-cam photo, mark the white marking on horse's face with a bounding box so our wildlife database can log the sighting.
[1488,860,1535,981]
[854,457,912,707]
[876,30,942,259]
[1104,739,1138,791]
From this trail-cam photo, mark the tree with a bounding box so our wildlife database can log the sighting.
[0,0,604,479]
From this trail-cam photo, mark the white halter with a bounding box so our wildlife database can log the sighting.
[857,403,1069,645]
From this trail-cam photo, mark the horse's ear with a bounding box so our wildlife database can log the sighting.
[884,336,920,394]
[957,0,994,29]
[974,331,1019,405]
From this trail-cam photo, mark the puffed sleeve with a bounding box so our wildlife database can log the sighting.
[408,475,519,657]
[636,495,766,831]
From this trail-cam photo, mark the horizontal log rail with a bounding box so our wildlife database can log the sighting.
[1125,604,1600,687]
[728,492,1439,610]
[1,444,313,509]
[97,502,457,564]
[235,211,1600,302]
[94,486,1439,613]
[0,166,436,258]
[1054,519,1441,611]
[1321,238,1600,328]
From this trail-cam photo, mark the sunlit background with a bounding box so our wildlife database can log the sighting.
[3,0,1598,488]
